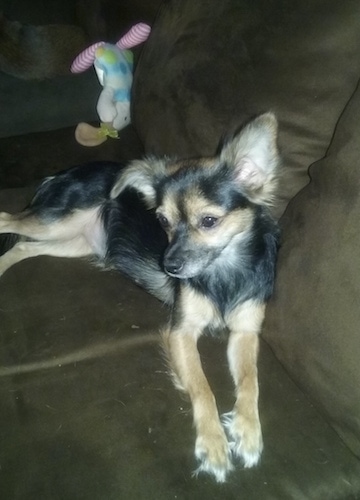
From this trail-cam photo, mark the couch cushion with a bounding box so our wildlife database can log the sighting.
[263,80,360,459]
[0,125,144,189]
[133,0,360,217]
[1,194,360,497]
[0,71,101,138]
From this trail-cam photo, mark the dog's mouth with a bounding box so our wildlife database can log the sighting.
[163,244,225,279]
[165,270,198,279]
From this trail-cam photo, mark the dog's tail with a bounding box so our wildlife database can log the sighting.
[0,234,22,256]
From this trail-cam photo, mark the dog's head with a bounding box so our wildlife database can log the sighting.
[111,113,280,278]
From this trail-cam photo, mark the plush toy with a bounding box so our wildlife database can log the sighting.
[70,23,151,146]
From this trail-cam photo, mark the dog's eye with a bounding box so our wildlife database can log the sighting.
[157,214,170,229]
[200,216,219,229]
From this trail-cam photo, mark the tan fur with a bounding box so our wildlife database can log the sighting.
[163,325,232,476]
[161,285,232,478]
[0,207,104,276]
[166,157,217,174]
[181,187,226,223]
[0,207,101,240]
[156,191,180,238]
[158,189,255,248]
[161,286,265,481]
[224,300,266,466]
[161,286,221,387]
[190,206,254,247]
[0,238,93,277]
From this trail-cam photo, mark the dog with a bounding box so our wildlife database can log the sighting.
[0,113,280,482]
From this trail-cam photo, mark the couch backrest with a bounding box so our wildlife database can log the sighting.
[133,0,360,217]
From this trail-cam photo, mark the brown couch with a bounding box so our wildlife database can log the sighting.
[1,1,360,498]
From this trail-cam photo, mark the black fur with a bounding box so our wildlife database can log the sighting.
[30,161,122,220]
[156,162,280,317]
[18,161,172,302]
[189,213,279,317]
[13,158,279,316]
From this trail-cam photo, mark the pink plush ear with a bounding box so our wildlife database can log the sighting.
[70,42,104,73]
[116,23,151,50]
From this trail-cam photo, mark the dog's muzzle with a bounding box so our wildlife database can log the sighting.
[163,256,184,277]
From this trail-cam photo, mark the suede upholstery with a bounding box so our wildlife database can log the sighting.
[263,80,360,459]
[1,214,360,497]
[133,0,360,217]
[1,0,360,498]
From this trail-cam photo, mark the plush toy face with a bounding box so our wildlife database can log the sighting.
[93,45,133,126]
[94,44,133,93]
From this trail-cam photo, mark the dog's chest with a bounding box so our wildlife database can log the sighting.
[189,271,251,318]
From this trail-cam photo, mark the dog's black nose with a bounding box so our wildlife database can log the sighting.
[164,259,184,276]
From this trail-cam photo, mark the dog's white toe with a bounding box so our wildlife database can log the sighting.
[193,427,233,482]
[222,411,263,468]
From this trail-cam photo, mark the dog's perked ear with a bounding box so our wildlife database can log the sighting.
[110,157,167,208]
[220,112,280,206]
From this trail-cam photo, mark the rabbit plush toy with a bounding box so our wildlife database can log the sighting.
[71,23,151,146]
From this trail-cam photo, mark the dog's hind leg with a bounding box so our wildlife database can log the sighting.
[0,206,105,277]
[161,287,232,483]
[0,236,94,277]
[0,210,35,235]
[223,299,265,468]
[0,208,99,241]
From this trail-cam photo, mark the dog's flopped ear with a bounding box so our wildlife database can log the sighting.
[219,113,280,205]
[110,157,167,208]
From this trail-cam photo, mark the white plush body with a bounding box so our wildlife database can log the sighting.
[94,45,133,130]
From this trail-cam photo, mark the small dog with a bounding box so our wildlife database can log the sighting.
[0,113,280,482]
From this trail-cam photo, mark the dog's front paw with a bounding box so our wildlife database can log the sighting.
[222,411,263,468]
[194,424,233,483]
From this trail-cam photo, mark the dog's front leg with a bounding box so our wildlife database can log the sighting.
[162,325,232,482]
[223,299,265,468]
